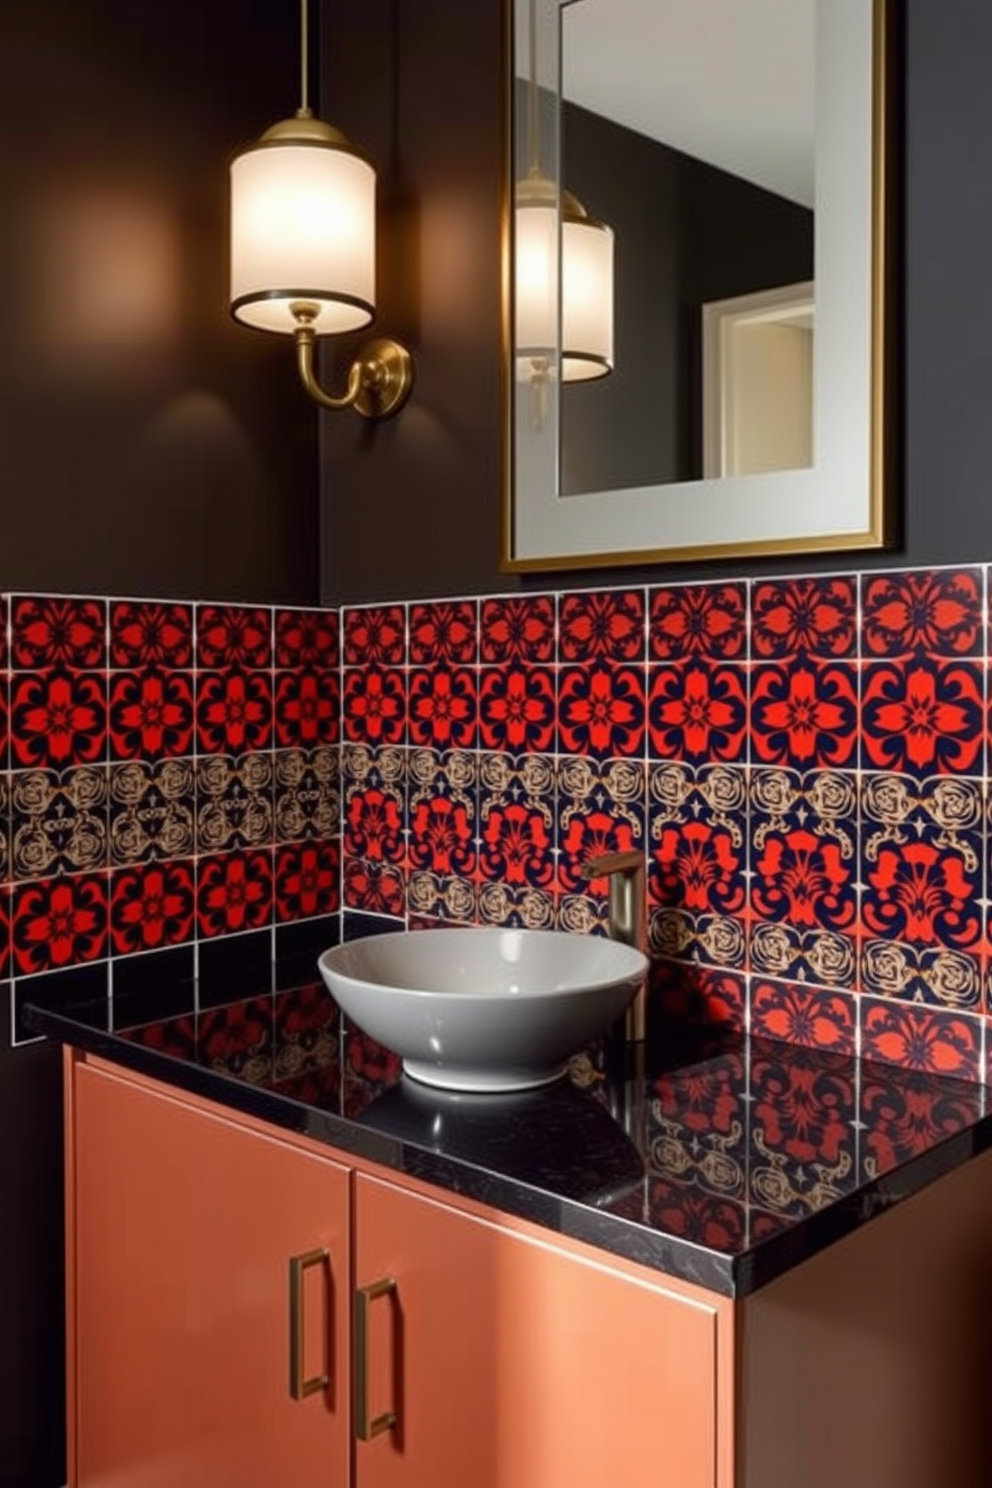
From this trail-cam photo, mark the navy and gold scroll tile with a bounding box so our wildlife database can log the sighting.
[647,761,747,969]
[109,759,195,866]
[477,752,555,930]
[860,772,982,1008]
[556,755,644,935]
[274,747,339,844]
[407,748,477,924]
[196,752,274,853]
[749,766,857,986]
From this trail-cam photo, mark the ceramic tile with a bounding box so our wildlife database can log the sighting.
[649,583,747,662]
[558,661,646,759]
[196,848,274,939]
[480,594,555,664]
[109,859,196,956]
[647,659,747,764]
[558,588,645,663]
[861,568,984,660]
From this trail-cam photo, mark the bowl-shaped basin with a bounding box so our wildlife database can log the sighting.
[318,927,647,1092]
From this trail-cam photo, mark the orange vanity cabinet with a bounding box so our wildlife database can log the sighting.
[65,1052,735,1488]
[67,1058,353,1488]
[352,1171,729,1488]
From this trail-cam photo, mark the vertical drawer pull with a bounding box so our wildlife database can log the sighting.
[289,1247,330,1401]
[354,1276,398,1440]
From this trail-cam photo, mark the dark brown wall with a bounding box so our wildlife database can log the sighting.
[1,4,317,1483]
[0,0,319,604]
[319,0,507,605]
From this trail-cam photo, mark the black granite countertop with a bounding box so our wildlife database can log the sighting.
[25,974,992,1297]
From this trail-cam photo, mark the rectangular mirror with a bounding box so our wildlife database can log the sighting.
[503,0,891,571]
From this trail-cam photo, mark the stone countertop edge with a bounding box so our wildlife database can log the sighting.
[25,999,992,1301]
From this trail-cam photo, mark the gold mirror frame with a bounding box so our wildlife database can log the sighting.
[501,0,892,573]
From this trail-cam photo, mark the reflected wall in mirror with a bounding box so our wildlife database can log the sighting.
[503,0,891,572]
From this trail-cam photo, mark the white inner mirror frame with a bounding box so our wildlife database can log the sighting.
[504,0,888,572]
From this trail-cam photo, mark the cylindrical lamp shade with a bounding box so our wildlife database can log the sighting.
[514,185,614,383]
[561,210,614,382]
[231,135,376,335]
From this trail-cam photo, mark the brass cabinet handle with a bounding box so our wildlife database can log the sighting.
[354,1276,398,1441]
[289,1247,330,1401]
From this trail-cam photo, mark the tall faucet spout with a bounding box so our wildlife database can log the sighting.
[580,850,646,1041]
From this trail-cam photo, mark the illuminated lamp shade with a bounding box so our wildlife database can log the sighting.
[229,0,413,421]
[514,176,614,385]
[231,119,376,336]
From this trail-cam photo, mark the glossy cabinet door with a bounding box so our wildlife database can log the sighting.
[69,1061,351,1488]
[353,1172,723,1488]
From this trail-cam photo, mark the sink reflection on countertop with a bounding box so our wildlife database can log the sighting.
[356,1074,645,1209]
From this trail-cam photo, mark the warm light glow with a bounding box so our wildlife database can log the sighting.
[514,195,614,383]
[561,213,614,381]
[231,142,375,334]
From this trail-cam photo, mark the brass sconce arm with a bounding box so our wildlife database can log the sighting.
[291,303,413,420]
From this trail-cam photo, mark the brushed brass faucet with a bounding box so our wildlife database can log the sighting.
[580,850,646,1041]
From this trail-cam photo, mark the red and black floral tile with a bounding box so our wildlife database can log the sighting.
[343,663,406,748]
[11,871,109,978]
[559,589,645,664]
[110,860,196,956]
[275,840,339,923]
[860,568,983,661]
[195,603,273,757]
[860,657,983,778]
[751,577,856,660]
[649,583,746,662]
[479,660,556,754]
[860,997,982,1081]
[196,849,274,940]
[343,604,405,666]
[408,664,477,750]
[480,594,555,665]
[343,858,405,918]
[10,597,108,771]
[558,660,646,759]
[750,979,856,1057]
[750,659,857,770]
[410,600,477,665]
[109,600,194,763]
[275,608,338,671]
[647,659,746,764]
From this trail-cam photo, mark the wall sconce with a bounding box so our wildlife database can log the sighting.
[229,0,413,418]
[515,0,614,401]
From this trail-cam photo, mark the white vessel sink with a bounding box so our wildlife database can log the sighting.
[318,927,647,1092]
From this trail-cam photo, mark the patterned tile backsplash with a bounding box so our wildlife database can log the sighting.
[4,565,991,1083]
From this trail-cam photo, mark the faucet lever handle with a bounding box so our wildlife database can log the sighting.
[579,850,643,881]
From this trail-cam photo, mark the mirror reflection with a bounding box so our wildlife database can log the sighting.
[505,0,888,572]
[561,0,815,495]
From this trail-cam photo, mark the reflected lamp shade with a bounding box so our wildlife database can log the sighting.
[515,180,614,383]
[230,117,376,335]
